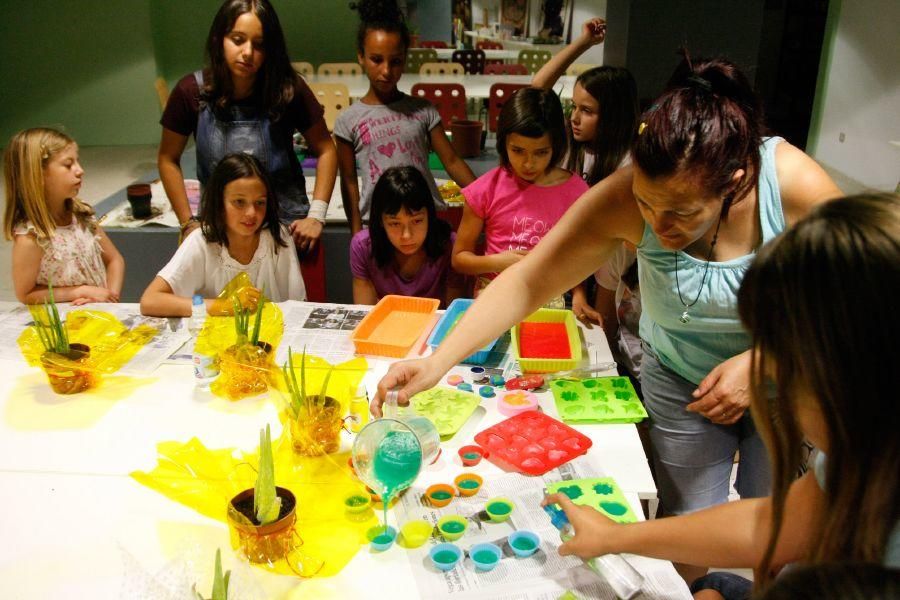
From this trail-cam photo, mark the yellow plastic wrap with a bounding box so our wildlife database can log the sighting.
[131,424,377,578]
[17,309,159,394]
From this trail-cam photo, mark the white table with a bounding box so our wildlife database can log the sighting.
[307,73,578,101]
[0,301,671,598]
[433,48,520,62]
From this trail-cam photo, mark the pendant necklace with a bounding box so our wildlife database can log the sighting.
[674,212,724,324]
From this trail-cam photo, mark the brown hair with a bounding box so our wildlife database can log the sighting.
[3,127,94,241]
[497,87,568,171]
[757,562,900,600]
[738,193,900,585]
[352,0,410,55]
[634,52,764,213]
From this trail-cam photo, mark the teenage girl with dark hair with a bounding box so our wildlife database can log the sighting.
[375,53,842,582]
[350,166,462,306]
[335,0,475,234]
[158,0,336,254]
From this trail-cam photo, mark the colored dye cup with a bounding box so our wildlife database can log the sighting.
[469,542,502,571]
[429,543,462,571]
[469,366,487,383]
[437,515,468,541]
[458,445,486,466]
[484,497,515,523]
[425,483,456,508]
[479,385,496,398]
[454,473,483,497]
[343,492,372,514]
[400,519,434,548]
[508,530,540,557]
[446,374,464,386]
[368,525,397,551]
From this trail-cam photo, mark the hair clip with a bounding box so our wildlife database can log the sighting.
[638,122,647,135]
[686,74,712,91]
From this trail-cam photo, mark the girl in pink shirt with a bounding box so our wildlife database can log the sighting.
[453,88,588,302]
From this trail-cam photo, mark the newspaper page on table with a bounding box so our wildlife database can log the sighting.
[276,301,371,365]
[394,455,690,600]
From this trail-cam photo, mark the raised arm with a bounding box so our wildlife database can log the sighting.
[532,18,606,90]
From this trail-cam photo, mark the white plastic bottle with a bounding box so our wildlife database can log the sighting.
[189,295,218,388]
[189,294,206,336]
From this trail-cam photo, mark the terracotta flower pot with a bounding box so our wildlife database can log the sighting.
[126,183,152,219]
[290,396,344,456]
[217,341,274,399]
[227,486,297,564]
[40,343,95,394]
[450,120,484,158]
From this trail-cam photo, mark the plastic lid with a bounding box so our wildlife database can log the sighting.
[192,294,203,305]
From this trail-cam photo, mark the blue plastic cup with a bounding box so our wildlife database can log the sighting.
[469,542,502,571]
[369,525,397,551]
[429,542,462,571]
[508,530,540,557]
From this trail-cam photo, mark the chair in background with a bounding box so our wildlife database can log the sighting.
[291,61,315,77]
[483,62,528,76]
[410,83,467,128]
[420,40,449,49]
[436,206,464,231]
[516,49,553,75]
[566,63,598,77]
[406,48,438,74]
[477,40,504,66]
[451,49,486,75]
[154,77,169,110]
[299,244,327,303]
[419,62,465,76]
[487,83,528,132]
[307,83,350,132]
[317,63,361,76]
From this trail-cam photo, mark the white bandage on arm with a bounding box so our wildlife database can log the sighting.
[306,199,329,224]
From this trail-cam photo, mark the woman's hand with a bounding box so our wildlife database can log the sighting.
[542,492,620,559]
[688,351,752,425]
[372,357,445,417]
[578,18,607,47]
[290,217,324,252]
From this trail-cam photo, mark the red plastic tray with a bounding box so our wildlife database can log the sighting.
[473,411,593,475]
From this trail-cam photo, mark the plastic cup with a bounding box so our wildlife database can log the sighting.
[469,542,502,571]
[437,515,468,541]
[508,530,540,557]
[352,416,440,498]
[343,492,372,514]
[454,473,483,497]
[368,525,397,551]
[484,497,515,523]
[399,519,433,548]
[458,445,486,466]
[429,543,462,571]
[425,483,456,508]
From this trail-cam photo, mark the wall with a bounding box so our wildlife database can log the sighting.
[408,0,452,44]
[807,0,900,191]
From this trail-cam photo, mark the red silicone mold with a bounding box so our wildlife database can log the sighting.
[473,410,593,476]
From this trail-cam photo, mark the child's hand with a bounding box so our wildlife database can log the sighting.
[71,286,119,305]
[579,18,607,46]
[496,249,528,271]
[542,492,619,559]
[572,289,601,325]
[208,286,261,315]
[290,217,324,252]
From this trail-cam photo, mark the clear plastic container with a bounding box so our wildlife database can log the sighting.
[189,294,206,336]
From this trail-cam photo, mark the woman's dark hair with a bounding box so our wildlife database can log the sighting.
[203,0,297,120]
[369,166,451,269]
[497,87,568,170]
[758,563,900,600]
[633,51,764,214]
[569,66,638,185]
[351,0,410,55]
[200,153,287,249]
[738,193,900,586]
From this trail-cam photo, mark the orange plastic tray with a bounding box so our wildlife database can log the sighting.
[351,295,440,357]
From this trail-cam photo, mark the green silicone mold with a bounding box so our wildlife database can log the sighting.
[547,477,638,524]
[410,387,481,437]
[550,376,648,424]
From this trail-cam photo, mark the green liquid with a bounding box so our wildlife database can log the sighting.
[372,430,423,538]
[473,550,498,564]
[600,501,628,516]
[458,479,479,489]
[346,495,368,507]
[487,502,511,515]
[433,550,458,564]
[441,521,465,533]
[374,533,393,544]
[430,491,452,500]
[463,452,480,460]
[512,538,536,550]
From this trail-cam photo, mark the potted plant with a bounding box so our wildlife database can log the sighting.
[283,347,345,456]
[227,425,297,564]
[216,293,274,399]
[34,284,95,394]
[192,548,230,600]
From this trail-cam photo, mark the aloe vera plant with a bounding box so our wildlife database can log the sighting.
[194,548,230,600]
[33,282,70,355]
[231,291,266,346]
[282,346,334,418]
[254,424,282,525]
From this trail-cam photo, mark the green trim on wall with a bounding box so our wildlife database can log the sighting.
[806,0,842,154]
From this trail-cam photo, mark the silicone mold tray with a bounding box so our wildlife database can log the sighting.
[550,376,648,424]
[426,298,499,364]
[351,295,439,357]
[511,308,582,373]
[473,410,593,475]
[410,387,481,438]
[546,477,638,524]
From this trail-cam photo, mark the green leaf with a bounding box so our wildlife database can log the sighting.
[318,366,334,408]
[301,346,308,413]
[211,548,229,600]
[254,424,279,525]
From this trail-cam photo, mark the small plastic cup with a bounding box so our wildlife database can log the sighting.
[430,543,462,571]
[446,374,464,386]
[454,473,483,497]
[469,542,502,571]
[508,530,540,557]
[425,483,456,508]
[469,366,487,383]
[343,492,372,514]
[399,519,434,548]
[368,525,397,551]
[484,497,515,523]
[458,445,486,466]
[437,515,468,541]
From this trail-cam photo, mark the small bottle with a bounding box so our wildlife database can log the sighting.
[189,294,206,336]
[189,295,218,388]
[349,384,370,433]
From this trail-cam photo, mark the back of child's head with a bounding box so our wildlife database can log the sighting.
[497,87,567,171]
[572,66,639,184]
[199,152,286,249]
[3,127,92,241]
[203,0,296,119]
[369,166,451,269]
[757,562,900,600]
[351,0,410,54]
[738,193,900,580]
[634,50,763,212]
